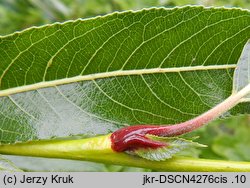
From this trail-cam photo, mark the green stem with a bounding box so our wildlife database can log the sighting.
[0,134,250,172]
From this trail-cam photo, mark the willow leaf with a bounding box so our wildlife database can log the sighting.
[0,7,250,144]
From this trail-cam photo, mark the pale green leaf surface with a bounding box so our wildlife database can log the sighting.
[0,7,250,143]
[130,135,206,161]
[0,155,22,172]
[233,40,250,100]
[4,155,149,172]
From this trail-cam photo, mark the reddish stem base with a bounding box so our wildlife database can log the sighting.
[110,125,170,152]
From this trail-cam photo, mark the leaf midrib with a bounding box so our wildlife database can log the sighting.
[0,64,236,97]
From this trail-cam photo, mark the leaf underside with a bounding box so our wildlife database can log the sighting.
[0,7,250,144]
[0,155,22,172]
[233,40,250,100]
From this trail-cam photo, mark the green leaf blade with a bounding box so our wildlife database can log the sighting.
[0,7,250,144]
